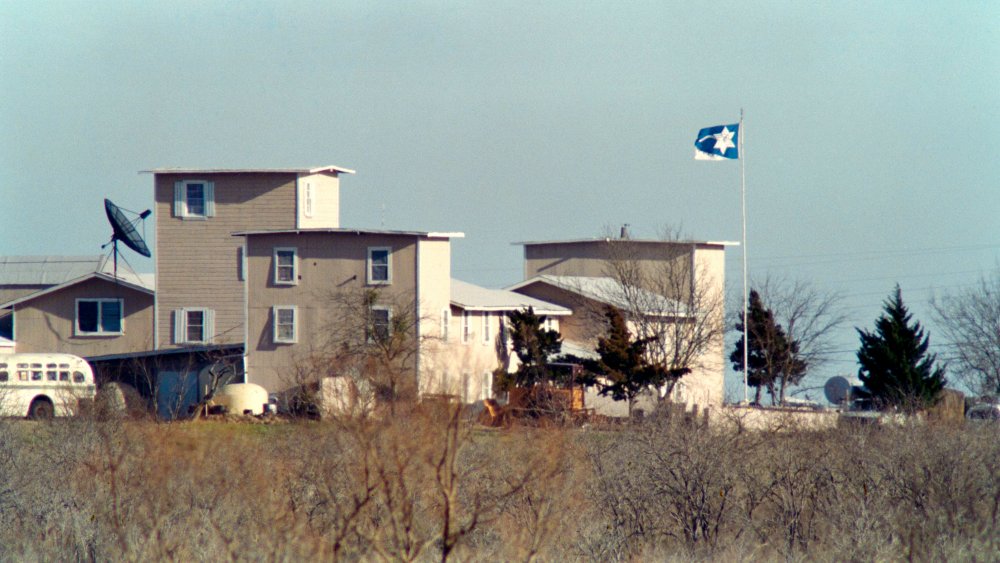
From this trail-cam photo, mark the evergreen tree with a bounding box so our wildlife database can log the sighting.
[588,306,665,416]
[497,307,562,390]
[731,290,808,405]
[856,285,946,413]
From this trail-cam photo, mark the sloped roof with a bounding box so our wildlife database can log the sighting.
[450,279,570,315]
[0,256,106,286]
[0,256,154,309]
[507,275,691,318]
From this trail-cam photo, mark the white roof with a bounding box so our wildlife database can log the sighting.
[450,279,571,315]
[233,228,464,239]
[141,165,356,175]
[0,337,13,349]
[0,256,106,286]
[0,256,153,309]
[507,275,691,317]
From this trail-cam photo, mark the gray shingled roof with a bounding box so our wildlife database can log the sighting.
[450,279,570,315]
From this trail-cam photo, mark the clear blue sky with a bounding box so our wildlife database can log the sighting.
[3,1,998,399]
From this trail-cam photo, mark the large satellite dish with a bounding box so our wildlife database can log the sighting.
[103,198,151,278]
[824,376,862,405]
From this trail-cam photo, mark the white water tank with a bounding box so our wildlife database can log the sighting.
[215,383,269,415]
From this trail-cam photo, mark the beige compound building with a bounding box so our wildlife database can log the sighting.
[146,166,354,350]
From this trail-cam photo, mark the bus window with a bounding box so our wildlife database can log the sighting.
[18,371,28,381]
[31,363,41,369]
[47,371,57,381]
[0,363,7,369]
[59,364,69,369]
[72,372,85,384]
[59,371,69,381]
[0,371,7,382]
[32,371,42,381]
[47,363,57,369]
[17,363,28,369]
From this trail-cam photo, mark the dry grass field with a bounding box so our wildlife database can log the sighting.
[1,409,997,561]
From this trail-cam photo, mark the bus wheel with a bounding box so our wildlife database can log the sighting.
[28,398,54,420]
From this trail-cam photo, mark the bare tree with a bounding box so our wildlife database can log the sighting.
[319,287,429,415]
[932,269,1000,396]
[742,275,847,405]
[599,226,726,402]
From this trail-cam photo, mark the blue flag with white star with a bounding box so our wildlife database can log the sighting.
[694,123,739,160]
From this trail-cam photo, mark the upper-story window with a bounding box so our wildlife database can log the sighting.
[367,247,391,285]
[441,308,451,341]
[173,180,215,219]
[482,312,491,345]
[274,247,298,285]
[462,311,471,344]
[75,298,123,336]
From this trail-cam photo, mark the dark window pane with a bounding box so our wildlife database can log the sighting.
[101,301,122,332]
[187,311,204,342]
[78,301,99,332]
[187,184,205,216]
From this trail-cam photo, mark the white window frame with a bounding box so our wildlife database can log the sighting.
[368,305,392,344]
[441,308,451,341]
[174,308,214,344]
[273,306,298,344]
[75,298,124,336]
[367,246,392,285]
[482,312,491,345]
[173,180,215,219]
[273,247,298,285]
[462,311,471,344]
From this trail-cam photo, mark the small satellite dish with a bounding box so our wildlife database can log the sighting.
[103,198,151,278]
[824,375,862,405]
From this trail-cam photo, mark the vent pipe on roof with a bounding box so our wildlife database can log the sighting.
[620,224,630,239]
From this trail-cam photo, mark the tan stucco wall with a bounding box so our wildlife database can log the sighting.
[243,231,424,394]
[11,278,153,357]
[295,173,340,229]
[423,308,512,401]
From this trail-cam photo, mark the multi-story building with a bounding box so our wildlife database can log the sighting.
[146,167,354,351]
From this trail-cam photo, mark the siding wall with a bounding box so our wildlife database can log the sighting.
[295,173,341,229]
[243,232,423,394]
[11,278,153,356]
[154,172,302,349]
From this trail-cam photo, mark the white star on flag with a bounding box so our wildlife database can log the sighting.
[712,127,736,154]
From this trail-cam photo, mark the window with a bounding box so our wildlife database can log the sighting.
[304,182,314,218]
[499,318,509,346]
[441,308,451,341]
[481,371,493,401]
[238,246,246,281]
[273,306,298,344]
[367,247,391,284]
[173,180,215,219]
[75,299,124,335]
[462,311,471,344]
[368,306,391,343]
[173,308,214,344]
[482,313,491,345]
[273,247,298,285]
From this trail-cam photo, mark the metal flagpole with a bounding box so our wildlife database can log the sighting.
[740,108,749,404]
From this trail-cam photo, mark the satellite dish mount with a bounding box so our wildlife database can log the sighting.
[102,199,151,279]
